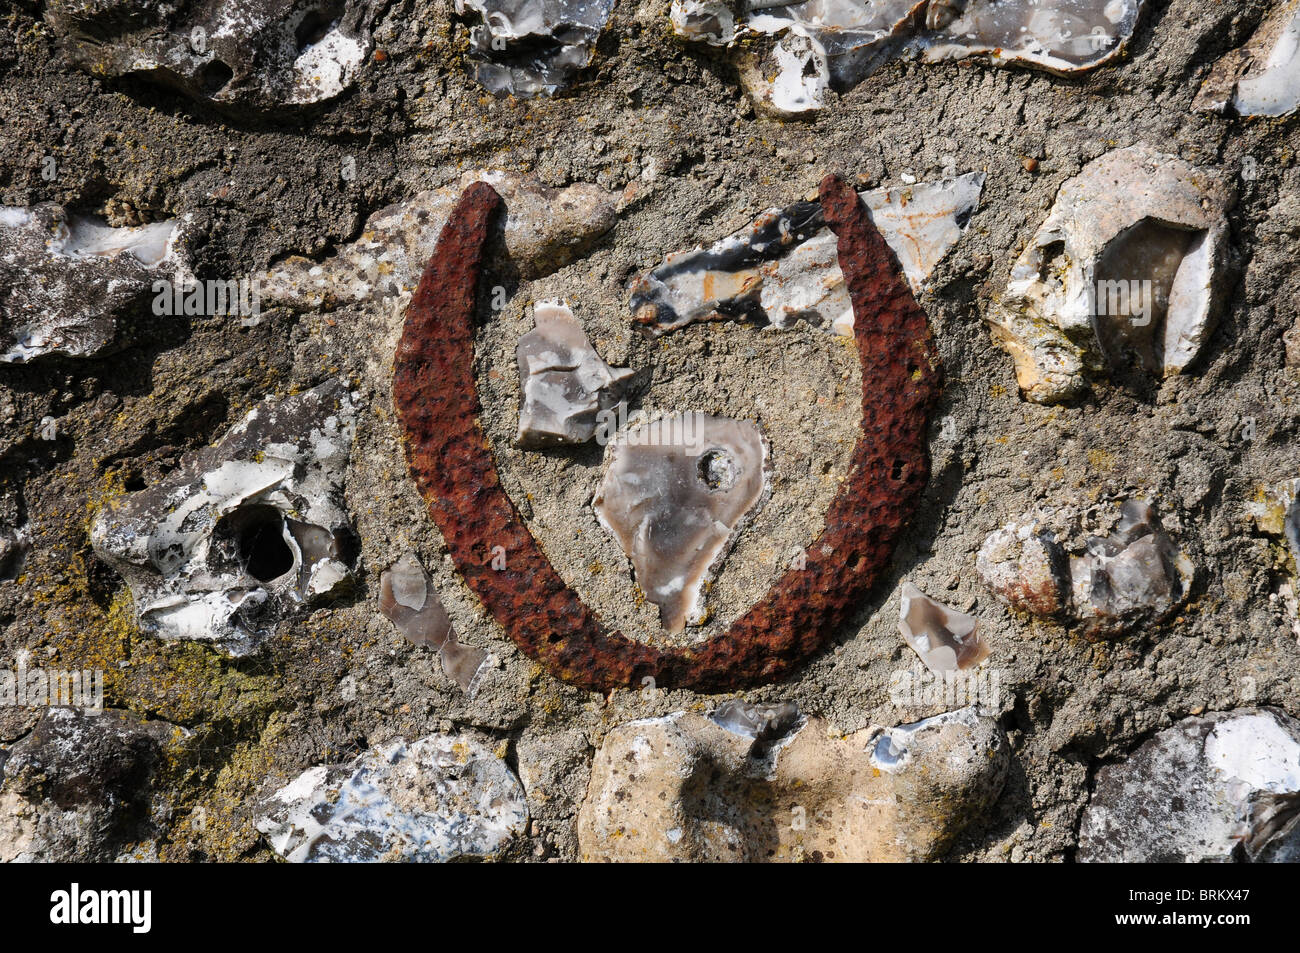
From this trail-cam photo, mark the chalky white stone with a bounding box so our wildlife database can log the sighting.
[257,734,528,863]
[986,144,1232,403]
[91,380,356,656]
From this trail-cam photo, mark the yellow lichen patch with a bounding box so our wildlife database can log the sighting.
[1087,448,1117,472]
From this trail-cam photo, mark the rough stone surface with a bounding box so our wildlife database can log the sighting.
[1079,708,1300,862]
[1,203,192,362]
[0,708,181,862]
[577,705,1008,861]
[46,0,384,115]
[977,500,1193,638]
[2,0,1299,864]
[455,0,616,97]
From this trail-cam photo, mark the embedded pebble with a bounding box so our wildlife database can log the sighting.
[90,380,357,656]
[1079,708,1300,863]
[985,144,1232,403]
[978,500,1193,638]
[673,0,1144,115]
[1069,500,1195,638]
[256,733,528,863]
[578,705,1008,862]
[976,517,1066,617]
[455,0,615,97]
[262,170,617,310]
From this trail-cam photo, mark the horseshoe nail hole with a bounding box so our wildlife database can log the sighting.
[890,459,907,481]
[198,59,234,96]
[848,553,864,571]
[697,448,738,492]
[215,504,295,583]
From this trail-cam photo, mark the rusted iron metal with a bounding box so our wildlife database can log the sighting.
[393,175,940,693]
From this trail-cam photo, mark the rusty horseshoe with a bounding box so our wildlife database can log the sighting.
[393,174,941,693]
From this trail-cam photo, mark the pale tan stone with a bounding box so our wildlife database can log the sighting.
[578,706,1008,862]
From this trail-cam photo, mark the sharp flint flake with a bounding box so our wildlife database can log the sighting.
[515,301,633,447]
[1068,499,1194,639]
[592,413,769,634]
[379,553,488,692]
[456,0,615,96]
[631,173,984,336]
[898,582,989,673]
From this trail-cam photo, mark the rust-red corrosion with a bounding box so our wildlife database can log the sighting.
[393,175,940,693]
